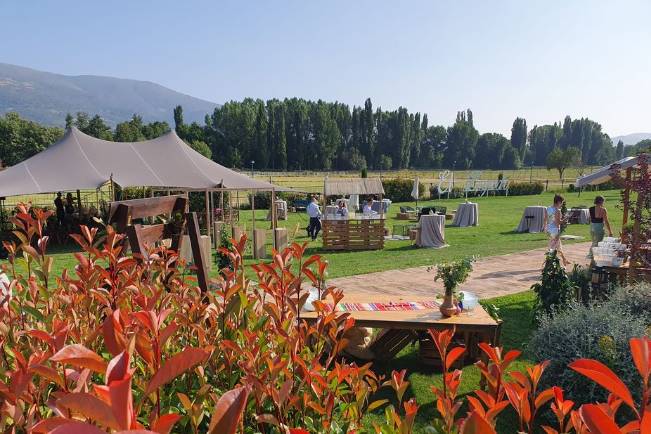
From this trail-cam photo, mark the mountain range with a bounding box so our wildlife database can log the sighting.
[0,62,218,127]
[611,133,651,146]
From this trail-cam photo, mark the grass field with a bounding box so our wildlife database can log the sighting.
[257,166,599,193]
[1,190,622,281]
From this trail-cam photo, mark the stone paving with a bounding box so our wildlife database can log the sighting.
[329,242,592,301]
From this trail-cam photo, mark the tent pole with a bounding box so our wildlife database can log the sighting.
[110,175,115,202]
[220,190,224,222]
[271,188,277,249]
[251,191,256,252]
[623,167,632,227]
[205,190,211,242]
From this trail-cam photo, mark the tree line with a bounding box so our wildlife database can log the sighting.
[1,98,648,171]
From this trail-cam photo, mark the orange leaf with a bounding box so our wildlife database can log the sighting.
[56,392,119,430]
[569,359,635,410]
[289,430,310,434]
[145,347,208,394]
[461,411,497,434]
[50,421,106,434]
[106,351,131,384]
[630,338,650,383]
[641,410,651,434]
[446,346,466,370]
[50,344,108,373]
[579,404,623,434]
[152,413,182,434]
[109,374,134,430]
[208,386,249,434]
[30,417,70,433]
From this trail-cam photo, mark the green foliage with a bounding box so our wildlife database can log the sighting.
[361,167,368,178]
[431,257,474,297]
[531,251,576,320]
[188,139,211,158]
[0,112,63,166]
[529,284,651,407]
[378,154,393,170]
[475,132,521,169]
[445,109,478,169]
[382,178,424,202]
[546,146,582,180]
[507,182,545,196]
[530,116,614,166]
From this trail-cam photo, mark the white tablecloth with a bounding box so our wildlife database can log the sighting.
[418,214,447,248]
[515,206,546,233]
[452,202,478,227]
[578,208,590,224]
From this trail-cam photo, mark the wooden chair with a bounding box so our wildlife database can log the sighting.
[108,195,209,293]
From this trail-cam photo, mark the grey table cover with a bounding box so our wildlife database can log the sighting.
[515,206,546,233]
[578,208,590,224]
[452,202,479,227]
[418,214,447,248]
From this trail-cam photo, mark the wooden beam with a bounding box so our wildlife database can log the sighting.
[622,167,632,227]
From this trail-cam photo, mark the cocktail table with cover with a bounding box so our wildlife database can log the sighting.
[452,202,478,227]
[417,214,447,247]
[515,206,546,233]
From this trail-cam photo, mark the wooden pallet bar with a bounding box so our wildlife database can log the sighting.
[322,218,385,251]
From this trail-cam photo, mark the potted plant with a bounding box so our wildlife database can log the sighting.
[431,257,474,317]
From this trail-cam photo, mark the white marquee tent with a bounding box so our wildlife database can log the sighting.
[0,127,277,196]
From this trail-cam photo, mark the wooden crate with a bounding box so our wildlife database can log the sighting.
[322,219,385,251]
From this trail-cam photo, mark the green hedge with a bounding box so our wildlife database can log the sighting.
[507,181,545,196]
[382,178,425,202]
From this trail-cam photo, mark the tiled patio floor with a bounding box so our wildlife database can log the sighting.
[329,242,591,301]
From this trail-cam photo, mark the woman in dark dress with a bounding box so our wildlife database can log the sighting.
[589,195,613,256]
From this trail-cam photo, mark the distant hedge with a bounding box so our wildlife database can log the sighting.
[507,181,545,196]
[382,178,425,202]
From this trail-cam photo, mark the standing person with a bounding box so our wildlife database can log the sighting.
[589,195,613,256]
[65,193,75,215]
[306,196,322,241]
[362,198,374,215]
[54,192,65,225]
[336,200,349,218]
[543,194,570,266]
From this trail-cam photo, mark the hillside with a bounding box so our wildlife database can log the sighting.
[611,132,651,146]
[0,62,218,126]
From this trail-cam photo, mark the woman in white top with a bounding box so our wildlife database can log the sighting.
[543,194,570,266]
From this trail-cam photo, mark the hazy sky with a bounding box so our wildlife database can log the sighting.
[2,0,650,136]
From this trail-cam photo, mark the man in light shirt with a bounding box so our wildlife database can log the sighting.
[306,196,322,241]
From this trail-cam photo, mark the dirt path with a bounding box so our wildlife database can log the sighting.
[329,242,591,300]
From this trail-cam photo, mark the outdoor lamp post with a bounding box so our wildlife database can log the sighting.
[250,160,255,177]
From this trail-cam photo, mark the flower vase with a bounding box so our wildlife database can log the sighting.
[439,294,458,317]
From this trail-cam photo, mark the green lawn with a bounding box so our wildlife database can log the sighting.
[1,190,622,281]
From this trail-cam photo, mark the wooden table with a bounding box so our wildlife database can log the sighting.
[301,293,501,364]
[322,217,385,251]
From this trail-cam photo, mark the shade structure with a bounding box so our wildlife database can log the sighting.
[575,156,640,187]
[323,178,384,196]
[0,127,278,197]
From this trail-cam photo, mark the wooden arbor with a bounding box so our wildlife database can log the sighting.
[108,195,209,292]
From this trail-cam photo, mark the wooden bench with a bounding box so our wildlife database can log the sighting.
[108,195,209,293]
